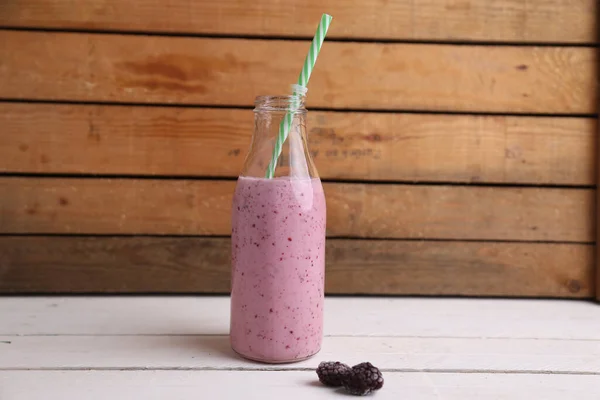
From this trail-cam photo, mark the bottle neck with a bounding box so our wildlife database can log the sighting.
[240,95,317,179]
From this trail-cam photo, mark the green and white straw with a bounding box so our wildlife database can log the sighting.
[265,13,333,179]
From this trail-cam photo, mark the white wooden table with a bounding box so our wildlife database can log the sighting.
[1,296,600,399]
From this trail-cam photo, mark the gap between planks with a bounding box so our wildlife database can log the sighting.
[0,98,597,117]
[3,333,600,342]
[3,335,599,373]
[1,26,598,47]
[3,367,600,376]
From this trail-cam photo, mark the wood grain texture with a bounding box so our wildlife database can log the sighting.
[0,237,592,297]
[0,178,592,241]
[4,371,600,400]
[0,103,595,185]
[0,0,595,43]
[0,31,595,113]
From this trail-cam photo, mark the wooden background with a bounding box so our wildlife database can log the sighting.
[0,0,598,299]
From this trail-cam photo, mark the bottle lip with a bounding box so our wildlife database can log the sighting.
[254,84,308,113]
[254,95,307,113]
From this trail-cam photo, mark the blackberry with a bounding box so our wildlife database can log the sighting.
[316,361,352,387]
[343,362,384,396]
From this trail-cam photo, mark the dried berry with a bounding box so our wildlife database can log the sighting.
[343,362,384,396]
[316,361,352,387]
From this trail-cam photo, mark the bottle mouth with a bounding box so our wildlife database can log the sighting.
[254,84,308,113]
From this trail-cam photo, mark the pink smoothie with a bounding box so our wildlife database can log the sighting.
[230,176,326,363]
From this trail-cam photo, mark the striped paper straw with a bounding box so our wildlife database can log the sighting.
[265,13,333,179]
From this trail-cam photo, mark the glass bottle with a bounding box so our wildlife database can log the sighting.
[230,86,326,363]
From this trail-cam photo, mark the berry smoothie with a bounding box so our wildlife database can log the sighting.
[230,176,326,363]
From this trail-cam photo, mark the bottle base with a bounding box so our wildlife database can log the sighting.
[231,346,321,364]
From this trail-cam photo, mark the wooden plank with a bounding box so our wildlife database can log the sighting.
[0,0,595,44]
[0,103,595,185]
[0,31,595,113]
[597,87,600,303]
[2,335,600,374]
[0,237,592,297]
[3,297,600,339]
[3,371,599,400]
[0,178,592,241]
[323,240,592,297]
